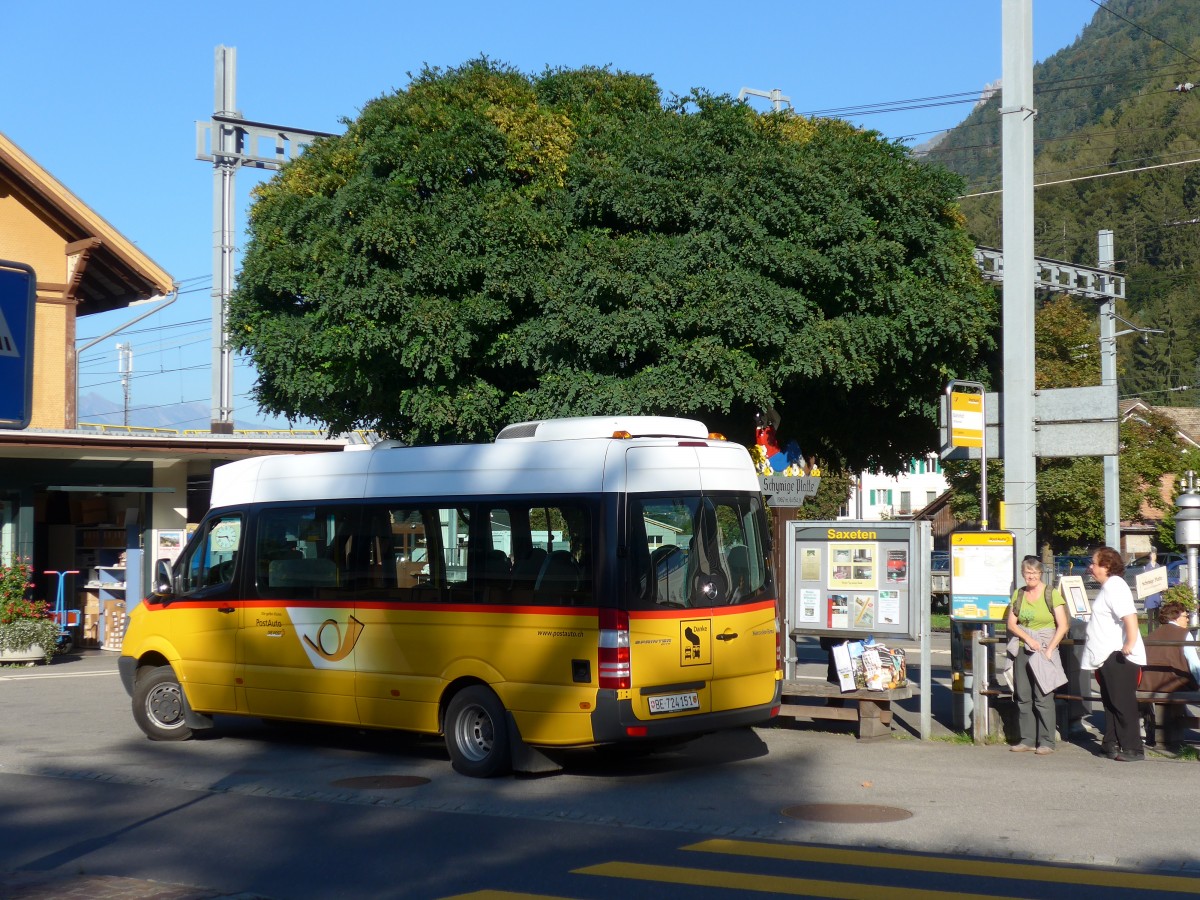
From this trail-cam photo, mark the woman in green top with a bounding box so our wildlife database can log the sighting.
[1006,556,1070,754]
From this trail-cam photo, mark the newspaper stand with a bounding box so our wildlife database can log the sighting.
[43,569,80,654]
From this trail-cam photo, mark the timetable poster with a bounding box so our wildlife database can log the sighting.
[830,543,876,590]
[798,588,821,624]
[886,549,908,584]
[852,594,875,629]
[878,590,901,625]
[827,594,850,629]
[800,547,821,582]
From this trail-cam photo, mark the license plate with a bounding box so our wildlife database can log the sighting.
[648,691,699,714]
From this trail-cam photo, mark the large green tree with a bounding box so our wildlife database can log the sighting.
[231,60,995,467]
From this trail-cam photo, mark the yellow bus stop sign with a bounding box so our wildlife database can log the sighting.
[949,389,984,449]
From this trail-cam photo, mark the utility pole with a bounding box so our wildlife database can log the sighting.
[197,46,335,434]
[116,342,132,427]
[1098,230,1120,552]
[1001,0,1037,561]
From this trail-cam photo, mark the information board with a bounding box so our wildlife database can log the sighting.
[949,531,1015,621]
[0,260,36,429]
[786,520,930,641]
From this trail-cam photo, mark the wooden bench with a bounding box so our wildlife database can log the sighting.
[971,633,1200,746]
[977,685,1200,747]
[777,678,913,739]
[1137,691,1200,747]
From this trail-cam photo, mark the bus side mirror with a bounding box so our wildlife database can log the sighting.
[154,558,175,598]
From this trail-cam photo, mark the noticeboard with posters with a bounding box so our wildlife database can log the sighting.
[949,531,1015,621]
[785,519,931,642]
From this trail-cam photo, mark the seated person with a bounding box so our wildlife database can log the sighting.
[1142,598,1200,693]
[1140,596,1200,746]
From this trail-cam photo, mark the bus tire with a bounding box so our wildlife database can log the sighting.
[132,665,194,741]
[445,686,511,777]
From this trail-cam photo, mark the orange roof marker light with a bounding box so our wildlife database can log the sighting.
[708,432,726,441]
[612,430,632,439]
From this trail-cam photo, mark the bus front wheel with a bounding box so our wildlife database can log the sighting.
[132,665,194,741]
[445,686,511,777]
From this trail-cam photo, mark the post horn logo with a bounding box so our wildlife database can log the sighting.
[303,615,365,662]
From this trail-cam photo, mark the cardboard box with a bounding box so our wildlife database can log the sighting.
[103,600,127,638]
[80,498,111,524]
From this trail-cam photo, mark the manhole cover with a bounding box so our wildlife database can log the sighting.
[330,775,430,790]
[781,803,912,823]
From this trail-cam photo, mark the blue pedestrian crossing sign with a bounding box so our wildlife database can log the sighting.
[0,260,36,429]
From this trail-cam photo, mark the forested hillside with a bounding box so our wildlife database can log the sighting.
[925,0,1200,403]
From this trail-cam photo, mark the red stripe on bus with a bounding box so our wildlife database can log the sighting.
[629,598,777,620]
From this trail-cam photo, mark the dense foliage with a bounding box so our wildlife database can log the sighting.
[231,60,994,469]
[0,558,41,624]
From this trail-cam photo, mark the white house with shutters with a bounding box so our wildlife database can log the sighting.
[846,455,948,520]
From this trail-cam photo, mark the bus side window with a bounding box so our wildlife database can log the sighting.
[382,506,468,603]
[478,506,513,604]
[254,505,356,600]
[525,503,592,605]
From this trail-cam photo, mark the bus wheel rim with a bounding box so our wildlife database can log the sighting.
[455,704,494,762]
[147,682,185,729]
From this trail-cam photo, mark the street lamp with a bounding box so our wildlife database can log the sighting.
[1173,470,1200,627]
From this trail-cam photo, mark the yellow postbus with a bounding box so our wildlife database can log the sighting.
[118,416,782,776]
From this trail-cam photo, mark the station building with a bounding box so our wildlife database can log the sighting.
[0,131,348,646]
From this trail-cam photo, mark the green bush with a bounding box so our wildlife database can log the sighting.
[1162,583,1197,614]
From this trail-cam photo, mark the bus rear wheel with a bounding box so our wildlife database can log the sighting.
[132,665,194,741]
[445,686,511,777]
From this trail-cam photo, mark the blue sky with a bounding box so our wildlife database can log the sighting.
[3,1,1098,431]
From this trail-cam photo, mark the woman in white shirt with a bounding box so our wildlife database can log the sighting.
[1082,546,1147,761]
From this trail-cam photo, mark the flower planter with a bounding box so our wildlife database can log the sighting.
[1,559,60,664]
[0,643,46,665]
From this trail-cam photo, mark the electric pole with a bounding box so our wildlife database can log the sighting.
[197,46,335,433]
[116,342,132,427]
[1001,0,1037,561]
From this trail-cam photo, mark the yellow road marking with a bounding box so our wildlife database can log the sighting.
[684,839,1200,894]
[575,861,1029,899]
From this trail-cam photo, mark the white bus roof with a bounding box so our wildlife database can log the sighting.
[208,416,758,509]
[496,416,710,441]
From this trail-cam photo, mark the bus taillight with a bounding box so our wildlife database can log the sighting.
[775,613,784,675]
[598,608,631,690]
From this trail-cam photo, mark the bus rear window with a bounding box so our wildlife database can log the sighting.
[627,493,769,610]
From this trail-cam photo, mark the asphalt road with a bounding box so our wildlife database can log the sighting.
[1,651,1198,899]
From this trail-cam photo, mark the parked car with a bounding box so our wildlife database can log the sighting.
[1052,555,1091,579]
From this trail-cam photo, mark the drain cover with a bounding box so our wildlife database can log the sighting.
[781,803,912,823]
[330,775,430,790]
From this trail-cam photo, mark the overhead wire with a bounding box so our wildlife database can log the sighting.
[961,146,1200,197]
[958,154,1200,199]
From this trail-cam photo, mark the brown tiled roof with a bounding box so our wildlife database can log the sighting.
[1121,399,1200,449]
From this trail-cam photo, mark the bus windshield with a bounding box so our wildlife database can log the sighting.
[628,492,770,610]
